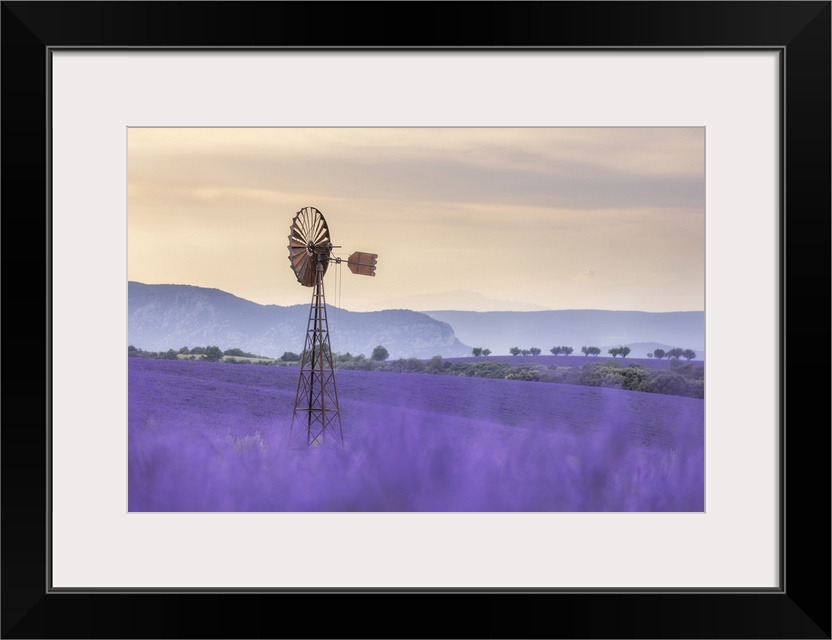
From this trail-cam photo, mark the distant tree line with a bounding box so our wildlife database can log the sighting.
[128,344,395,366]
[128,343,702,398]
[128,345,276,364]
[509,347,543,356]
[130,342,698,365]
[333,353,704,399]
[646,348,697,361]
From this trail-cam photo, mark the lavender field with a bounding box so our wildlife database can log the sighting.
[128,358,704,512]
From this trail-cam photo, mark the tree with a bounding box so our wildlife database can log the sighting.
[521,349,531,356]
[581,346,589,356]
[510,347,521,356]
[589,347,601,357]
[280,351,300,361]
[371,345,389,361]
[472,347,483,357]
[550,346,562,356]
[608,347,621,358]
[683,349,696,361]
[653,348,666,360]
[647,352,654,359]
[204,346,223,362]
[667,347,684,360]
[529,347,541,356]
[482,349,491,357]
[620,346,631,358]
[562,346,574,356]
[178,346,190,355]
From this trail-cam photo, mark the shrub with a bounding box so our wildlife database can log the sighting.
[505,366,542,382]
[650,372,693,397]
[464,362,513,379]
[619,364,651,392]
[425,355,448,375]
[670,360,704,379]
[389,358,426,374]
[580,362,625,389]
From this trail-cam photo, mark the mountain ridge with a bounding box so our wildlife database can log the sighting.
[128,282,471,359]
[128,282,704,360]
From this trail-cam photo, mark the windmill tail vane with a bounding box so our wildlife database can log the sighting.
[286,206,377,448]
[343,251,378,276]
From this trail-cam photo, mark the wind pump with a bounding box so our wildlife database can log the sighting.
[286,206,377,447]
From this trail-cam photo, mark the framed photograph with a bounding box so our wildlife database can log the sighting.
[4,2,829,638]
[125,125,707,514]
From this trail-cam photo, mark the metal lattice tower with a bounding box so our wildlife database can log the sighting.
[289,257,343,447]
[286,206,377,447]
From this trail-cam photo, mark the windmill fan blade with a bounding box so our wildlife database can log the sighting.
[347,251,377,276]
[288,206,331,287]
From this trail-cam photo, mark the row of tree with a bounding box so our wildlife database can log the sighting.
[131,342,698,365]
[129,345,266,362]
[507,346,584,356]
[509,347,541,356]
[501,345,697,360]
[280,345,390,363]
[127,344,702,397]
[647,348,697,360]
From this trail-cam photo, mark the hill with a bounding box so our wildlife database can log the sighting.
[128,282,471,359]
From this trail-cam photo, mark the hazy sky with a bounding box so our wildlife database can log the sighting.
[128,127,704,312]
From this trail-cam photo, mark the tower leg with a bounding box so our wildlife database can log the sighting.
[289,262,343,447]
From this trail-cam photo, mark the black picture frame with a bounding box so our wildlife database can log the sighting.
[2,2,829,638]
